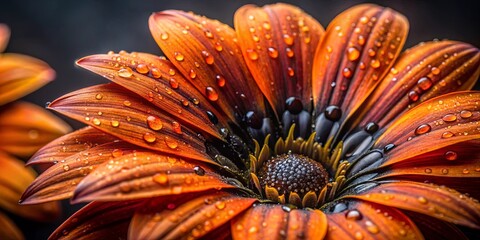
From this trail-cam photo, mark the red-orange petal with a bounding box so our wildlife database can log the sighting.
[405,211,469,240]
[375,91,480,165]
[21,141,139,205]
[27,126,117,166]
[359,41,480,127]
[49,83,210,162]
[76,51,227,139]
[0,53,55,105]
[71,152,232,203]
[0,101,71,158]
[0,24,9,52]
[312,4,408,119]
[49,200,145,240]
[0,151,60,222]
[325,201,423,239]
[234,3,324,115]
[149,10,266,123]
[349,181,480,229]
[231,204,327,239]
[129,192,256,239]
[0,211,23,240]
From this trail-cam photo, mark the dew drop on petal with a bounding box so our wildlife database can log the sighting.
[354,231,364,240]
[215,201,226,210]
[441,131,454,138]
[408,91,419,102]
[143,132,157,143]
[136,64,149,74]
[202,50,215,65]
[194,166,205,176]
[365,221,379,234]
[267,47,279,59]
[283,34,294,45]
[95,93,103,100]
[370,59,381,69]
[460,110,472,119]
[214,42,223,52]
[117,67,133,78]
[206,87,219,101]
[417,77,433,91]
[347,47,360,61]
[246,48,259,60]
[151,68,162,78]
[444,151,457,161]
[415,124,431,135]
[345,209,362,220]
[216,74,226,87]
[93,118,101,126]
[63,164,70,172]
[287,67,295,77]
[161,33,169,40]
[417,196,428,204]
[286,47,294,58]
[153,173,169,185]
[164,136,178,149]
[431,67,440,75]
[174,52,185,62]
[424,168,432,174]
[342,68,352,78]
[442,114,457,122]
[172,121,182,134]
[147,115,163,131]
[324,105,342,121]
[123,100,132,106]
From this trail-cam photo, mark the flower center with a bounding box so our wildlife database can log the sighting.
[258,154,329,198]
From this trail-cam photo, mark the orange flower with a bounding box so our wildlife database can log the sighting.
[0,24,71,240]
[22,4,480,239]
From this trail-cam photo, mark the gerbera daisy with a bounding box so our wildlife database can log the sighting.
[0,24,71,240]
[22,3,480,239]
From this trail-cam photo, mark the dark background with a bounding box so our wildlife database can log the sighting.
[1,0,479,239]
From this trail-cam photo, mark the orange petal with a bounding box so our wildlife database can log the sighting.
[0,151,60,222]
[49,83,210,162]
[325,201,423,239]
[77,52,227,139]
[49,200,144,240]
[359,41,480,127]
[21,141,139,205]
[0,53,55,105]
[375,91,480,165]
[0,24,10,52]
[0,211,24,240]
[71,151,232,203]
[129,192,256,239]
[149,10,267,124]
[0,101,71,158]
[27,126,117,166]
[405,211,469,240]
[234,3,324,115]
[231,204,327,239]
[312,4,408,120]
[349,181,480,229]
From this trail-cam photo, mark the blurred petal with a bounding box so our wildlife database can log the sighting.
[49,200,144,240]
[27,126,117,166]
[0,101,71,158]
[325,201,423,239]
[129,192,255,239]
[76,52,228,139]
[359,41,480,127]
[49,83,210,161]
[149,9,267,124]
[406,211,468,240]
[350,181,480,229]
[0,211,23,240]
[0,24,10,52]
[234,3,324,115]
[0,53,55,105]
[375,91,480,165]
[0,151,60,222]
[21,141,138,204]
[312,4,408,120]
[231,204,327,239]
[72,152,232,203]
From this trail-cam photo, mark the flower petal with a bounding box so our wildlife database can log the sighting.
[231,204,327,239]
[27,126,117,166]
[149,10,267,124]
[0,53,55,105]
[325,201,423,239]
[312,4,408,120]
[76,51,227,140]
[0,151,60,222]
[405,211,469,240]
[359,41,480,127]
[350,181,480,229]
[234,3,324,115]
[0,101,71,158]
[375,91,480,165]
[21,141,138,205]
[49,83,210,161]
[0,211,23,240]
[72,152,232,203]
[0,24,10,52]
[129,192,255,239]
[49,200,144,240]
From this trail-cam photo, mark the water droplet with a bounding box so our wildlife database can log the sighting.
[214,42,223,52]
[111,120,120,128]
[364,122,379,134]
[169,79,179,89]
[206,111,218,124]
[431,67,440,75]
[161,33,169,40]
[112,149,123,157]
[246,48,259,60]
[118,67,133,78]
[384,143,395,152]
[283,34,294,45]
[262,21,271,30]
[354,231,364,240]
[168,69,175,76]
[370,59,381,69]
[417,77,433,91]
[63,164,70,171]
[347,47,360,61]
[95,93,103,100]
[360,16,369,24]
[172,121,182,134]
[206,87,219,101]
[408,91,419,102]
[442,131,454,138]
[204,30,213,39]
[390,68,398,74]
[174,52,184,62]
[267,47,278,58]
[188,69,197,79]
[245,111,262,129]
[357,35,365,46]
[136,64,149,74]
[463,169,470,174]
[424,168,432,173]
[151,68,162,78]
[415,124,431,135]
[325,105,342,121]
[417,196,428,204]
[147,115,163,131]
[460,110,472,119]
[345,209,363,220]
[215,201,226,210]
[216,74,226,87]
[287,67,295,77]
[153,173,168,185]
[194,166,205,176]
[202,50,214,65]
[123,100,131,106]
[342,68,352,78]
[441,168,449,174]
[365,221,379,234]
[164,136,178,149]
[286,47,294,58]
[143,132,157,143]
[248,226,258,234]
[285,97,303,114]
[444,151,457,161]
[442,114,457,122]
[93,118,101,126]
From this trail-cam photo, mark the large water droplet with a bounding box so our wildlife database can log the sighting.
[364,122,379,134]
[342,68,352,78]
[245,111,262,129]
[92,118,101,126]
[172,121,182,134]
[118,67,133,78]
[417,77,433,91]
[442,114,457,122]
[442,131,454,138]
[345,209,362,220]
[460,110,472,119]
[267,47,279,59]
[347,47,360,61]
[194,166,205,176]
[202,50,214,65]
[164,136,178,149]
[161,33,169,40]
[206,111,218,124]
[283,34,294,45]
[153,173,169,185]
[95,93,103,100]
[206,87,219,101]
[216,74,226,87]
[365,221,379,234]
[408,91,419,102]
[444,151,457,161]
[143,132,157,143]
[111,120,120,128]
[151,68,162,78]
[324,105,342,121]
[431,67,440,75]
[147,115,163,131]
[246,48,259,60]
[370,59,381,69]
[285,97,303,114]
[174,52,185,62]
[286,47,294,58]
[415,124,431,135]
[136,64,149,74]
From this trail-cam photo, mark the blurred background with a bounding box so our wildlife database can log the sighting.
[1,0,479,238]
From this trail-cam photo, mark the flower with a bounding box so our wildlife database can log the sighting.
[0,24,71,239]
[22,3,480,239]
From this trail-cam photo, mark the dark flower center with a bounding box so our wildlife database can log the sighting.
[258,154,329,197]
